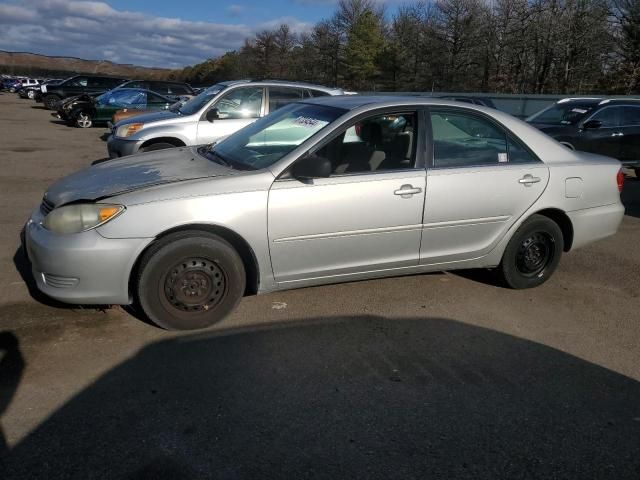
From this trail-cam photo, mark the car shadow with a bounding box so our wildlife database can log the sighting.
[622,172,640,219]
[12,247,108,312]
[29,106,47,110]
[3,315,640,479]
[0,331,25,472]
[99,132,110,142]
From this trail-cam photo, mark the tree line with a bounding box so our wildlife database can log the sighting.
[175,0,640,94]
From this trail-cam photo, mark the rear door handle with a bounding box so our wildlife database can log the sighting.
[519,174,541,186]
[611,132,624,137]
[394,184,422,198]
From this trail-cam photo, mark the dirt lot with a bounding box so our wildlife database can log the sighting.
[1,92,639,479]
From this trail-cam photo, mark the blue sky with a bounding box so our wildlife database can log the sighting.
[0,0,343,69]
[108,0,337,26]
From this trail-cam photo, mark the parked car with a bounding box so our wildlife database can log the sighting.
[41,75,128,110]
[54,92,103,122]
[527,98,640,177]
[0,77,16,90]
[117,80,194,99]
[24,96,625,330]
[1,78,21,92]
[33,78,65,103]
[14,78,40,93]
[19,82,46,99]
[107,80,344,157]
[59,88,177,128]
[110,97,189,127]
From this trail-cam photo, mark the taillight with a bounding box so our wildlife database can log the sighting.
[617,169,625,193]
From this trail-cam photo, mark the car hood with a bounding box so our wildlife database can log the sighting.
[116,109,182,127]
[45,147,233,206]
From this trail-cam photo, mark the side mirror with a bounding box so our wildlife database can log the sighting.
[292,154,332,180]
[582,119,602,130]
[206,108,220,122]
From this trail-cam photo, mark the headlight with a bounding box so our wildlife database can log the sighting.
[115,123,144,138]
[42,204,124,235]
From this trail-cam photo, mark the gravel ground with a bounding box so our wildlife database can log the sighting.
[0,92,639,479]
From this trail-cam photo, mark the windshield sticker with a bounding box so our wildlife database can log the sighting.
[571,108,588,114]
[498,152,508,163]
[294,116,321,128]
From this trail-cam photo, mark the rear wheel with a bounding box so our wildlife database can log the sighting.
[140,142,179,152]
[75,112,93,128]
[27,90,35,99]
[498,214,563,289]
[634,168,640,179]
[44,95,60,110]
[136,232,246,330]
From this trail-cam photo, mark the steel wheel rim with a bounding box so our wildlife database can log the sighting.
[162,257,227,313]
[515,232,555,277]
[77,114,91,128]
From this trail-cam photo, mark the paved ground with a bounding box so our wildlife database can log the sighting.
[0,92,639,479]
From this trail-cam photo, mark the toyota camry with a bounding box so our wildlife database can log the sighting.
[23,96,625,330]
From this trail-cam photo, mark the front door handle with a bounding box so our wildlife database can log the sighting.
[611,132,624,137]
[394,184,422,198]
[519,174,541,186]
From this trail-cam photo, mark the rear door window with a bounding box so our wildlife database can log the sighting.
[589,107,623,128]
[430,110,540,167]
[269,87,303,112]
[214,87,264,119]
[147,92,169,106]
[67,76,88,87]
[621,106,640,127]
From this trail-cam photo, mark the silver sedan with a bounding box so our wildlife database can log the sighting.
[24,96,625,329]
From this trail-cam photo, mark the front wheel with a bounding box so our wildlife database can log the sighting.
[43,95,60,110]
[136,232,246,330]
[498,214,563,289]
[75,112,93,128]
[139,142,178,153]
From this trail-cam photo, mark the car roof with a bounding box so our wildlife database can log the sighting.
[217,79,342,93]
[556,97,640,106]
[302,95,494,110]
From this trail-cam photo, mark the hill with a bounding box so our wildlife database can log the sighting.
[0,51,178,80]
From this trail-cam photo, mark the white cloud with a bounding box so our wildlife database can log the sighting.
[0,0,309,68]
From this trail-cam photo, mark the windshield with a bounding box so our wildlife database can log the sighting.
[179,83,227,115]
[527,103,596,125]
[97,89,146,107]
[201,103,346,170]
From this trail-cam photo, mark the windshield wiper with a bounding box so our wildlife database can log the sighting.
[199,146,231,168]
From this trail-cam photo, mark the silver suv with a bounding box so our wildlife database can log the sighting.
[107,80,345,158]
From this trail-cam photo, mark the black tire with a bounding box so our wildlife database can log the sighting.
[136,231,246,330]
[44,95,60,110]
[140,142,177,153]
[498,214,563,289]
[634,168,640,179]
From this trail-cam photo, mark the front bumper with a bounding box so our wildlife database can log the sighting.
[107,135,144,158]
[23,211,152,305]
